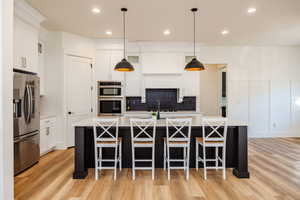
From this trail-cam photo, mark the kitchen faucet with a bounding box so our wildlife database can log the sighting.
[157,100,161,120]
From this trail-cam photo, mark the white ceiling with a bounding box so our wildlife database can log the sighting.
[26,0,300,45]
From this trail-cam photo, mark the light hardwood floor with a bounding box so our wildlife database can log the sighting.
[15,138,300,200]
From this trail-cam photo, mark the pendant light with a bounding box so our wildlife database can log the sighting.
[184,8,205,71]
[114,8,134,72]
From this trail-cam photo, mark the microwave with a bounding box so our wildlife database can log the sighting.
[99,99,122,115]
[99,81,122,97]
[99,87,122,96]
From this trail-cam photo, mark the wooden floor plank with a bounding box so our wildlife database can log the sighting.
[14,138,300,200]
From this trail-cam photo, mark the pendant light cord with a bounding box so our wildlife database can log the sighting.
[123,10,126,59]
[193,10,196,57]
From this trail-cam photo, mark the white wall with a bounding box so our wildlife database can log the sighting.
[0,0,14,199]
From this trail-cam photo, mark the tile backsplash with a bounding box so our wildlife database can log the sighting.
[126,89,196,111]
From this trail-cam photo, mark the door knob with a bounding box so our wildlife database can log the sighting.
[68,111,73,115]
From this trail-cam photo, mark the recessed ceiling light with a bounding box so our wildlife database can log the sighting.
[105,30,112,35]
[163,29,171,35]
[221,30,229,35]
[92,8,101,14]
[247,7,256,14]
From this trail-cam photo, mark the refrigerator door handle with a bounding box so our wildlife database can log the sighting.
[24,85,31,123]
[23,85,28,123]
[28,85,33,119]
[14,131,39,143]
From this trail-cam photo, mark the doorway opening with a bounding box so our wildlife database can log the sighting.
[199,64,227,117]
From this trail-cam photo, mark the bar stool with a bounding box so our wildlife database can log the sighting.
[130,118,156,180]
[93,118,122,180]
[164,118,192,180]
[196,117,228,180]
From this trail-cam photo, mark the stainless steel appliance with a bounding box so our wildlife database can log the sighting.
[99,81,122,97]
[13,69,40,175]
[98,99,123,115]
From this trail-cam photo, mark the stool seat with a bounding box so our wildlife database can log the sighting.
[196,137,224,144]
[134,141,153,144]
[163,138,189,145]
[96,138,122,145]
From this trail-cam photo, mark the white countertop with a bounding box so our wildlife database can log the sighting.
[73,116,247,127]
[125,111,202,114]
[40,115,56,120]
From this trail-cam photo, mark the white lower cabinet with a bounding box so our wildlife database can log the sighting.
[40,117,56,156]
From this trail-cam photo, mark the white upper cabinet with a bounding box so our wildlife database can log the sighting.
[95,50,125,82]
[14,17,39,73]
[125,55,142,96]
[14,0,45,73]
[94,51,111,81]
[141,53,185,74]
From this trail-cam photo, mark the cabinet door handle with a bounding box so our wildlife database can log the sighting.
[46,127,50,135]
[21,57,27,68]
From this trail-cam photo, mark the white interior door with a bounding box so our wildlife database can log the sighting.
[66,55,93,147]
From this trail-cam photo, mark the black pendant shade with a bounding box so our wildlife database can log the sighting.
[184,8,205,71]
[114,58,134,72]
[185,58,205,71]
[114,8,134,72]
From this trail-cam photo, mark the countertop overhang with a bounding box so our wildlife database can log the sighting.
[73,116,247,127]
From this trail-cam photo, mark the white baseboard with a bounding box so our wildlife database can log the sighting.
[249,131,300,138]
[54,142,67,150]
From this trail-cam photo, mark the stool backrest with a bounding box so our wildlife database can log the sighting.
[130,118,156,142]
[166,118,192,142]
[93,118,119,143]
[202,117,228,143]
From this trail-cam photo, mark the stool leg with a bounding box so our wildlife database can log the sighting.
[163,141,166,171]
[222,146,226,180]
[114,145,118,180]
[132,146,135,180]
[152,145,155,180]
[186,145,190,180]
[99,147,102,177]
[196,142,199,171]
[167,145,171,180]
[203,145,207,180]
[216,147,218,170]
[183,146,186,172]
[119,141,122,171]
[95,146,98,180]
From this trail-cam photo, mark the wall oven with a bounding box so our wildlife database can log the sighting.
[99,81,122,97]
[98,99,122,115]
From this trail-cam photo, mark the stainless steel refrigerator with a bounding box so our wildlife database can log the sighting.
[13,69,40,175]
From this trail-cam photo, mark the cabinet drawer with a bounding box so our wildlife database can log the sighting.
[40,117,56,128]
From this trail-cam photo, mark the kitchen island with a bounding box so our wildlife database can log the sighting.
[72,116,250,179]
